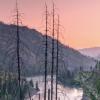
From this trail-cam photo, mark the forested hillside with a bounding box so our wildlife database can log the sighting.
[0,22,96,78]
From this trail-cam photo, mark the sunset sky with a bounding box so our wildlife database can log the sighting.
[0,0,100,49]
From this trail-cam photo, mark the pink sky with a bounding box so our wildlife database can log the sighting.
[0,0,100,49]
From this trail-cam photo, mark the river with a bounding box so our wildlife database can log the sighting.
[26,76,83,100]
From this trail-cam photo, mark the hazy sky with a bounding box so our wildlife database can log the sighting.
[0,0,100,49]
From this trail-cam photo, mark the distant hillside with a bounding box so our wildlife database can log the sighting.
[0,22,96,77]
[79,47,100,60]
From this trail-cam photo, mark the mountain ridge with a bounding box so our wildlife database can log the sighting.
[0,22,96,77]
[79,47,100,60]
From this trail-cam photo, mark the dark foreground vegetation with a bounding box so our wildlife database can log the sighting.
[0,71,39,100]
[75,61,100,100]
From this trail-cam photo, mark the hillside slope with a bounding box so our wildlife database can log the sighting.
[0,22,96,77]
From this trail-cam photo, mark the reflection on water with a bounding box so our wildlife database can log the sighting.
[27,76,83,100]
[58,86,83,100]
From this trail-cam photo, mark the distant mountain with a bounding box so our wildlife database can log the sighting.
[0,22,96,77]
[79,47,100,60]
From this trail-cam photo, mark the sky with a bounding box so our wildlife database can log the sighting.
[0,0,100,49]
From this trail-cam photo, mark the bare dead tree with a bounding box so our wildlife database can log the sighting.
[48,89,50,100]
[55,15,60,100]
[44,3,48,100]
[51,3,55,100]
[15,0,22,99]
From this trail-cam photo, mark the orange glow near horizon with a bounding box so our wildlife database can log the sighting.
[0,0,100,49]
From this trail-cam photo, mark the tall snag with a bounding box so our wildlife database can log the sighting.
[51,3,55,100]
[44,3,48,100]
[56,15,60,100]
[15,0,22,99]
